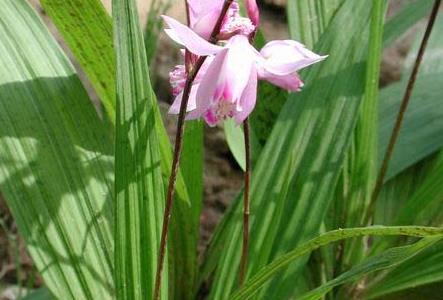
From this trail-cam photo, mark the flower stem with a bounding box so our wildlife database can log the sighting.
[365,0,441,225]
[184,0,190,26]
[153,1,233,299]
[239,118,251,285]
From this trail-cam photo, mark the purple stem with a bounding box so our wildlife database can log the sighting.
[153,1,234,299]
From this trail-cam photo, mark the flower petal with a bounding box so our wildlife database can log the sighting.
[162,15,223,56]
[224,35,257,101]
[187,48,230,121]
[259,70,304,92]
[234,64,258,124]
[168,84,199,114]
[188,0,224,30]
[244,0,260,26]
[191,10,220,39]
[259,40,327,75]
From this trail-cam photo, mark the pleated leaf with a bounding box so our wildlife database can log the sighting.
[300,237,441,300]
[231,226,443,300]
[367,240,443,299]
[41,1,202,297]
[203,1,375,299]
[383,0,435,48]
[0,1,114,299]
[380,16,443,180]
[112,0,166,298]
[40,0,116,121]
[287,0,344,49]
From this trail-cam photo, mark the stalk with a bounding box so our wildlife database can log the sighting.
[365,0,441,225]
[239,118,251,285]
[153,1,234,299]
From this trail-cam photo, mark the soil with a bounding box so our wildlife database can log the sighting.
[0,0,421,298]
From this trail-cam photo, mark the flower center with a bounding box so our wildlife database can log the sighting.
[169,65,187,96]
[215,100,236,120]
[220,2,255,37]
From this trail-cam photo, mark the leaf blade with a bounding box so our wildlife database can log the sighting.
[0,1,114,298]
[112,0,166,298]
[231,226,443,300]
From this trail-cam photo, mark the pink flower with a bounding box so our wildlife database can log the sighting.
[163,3,326,126]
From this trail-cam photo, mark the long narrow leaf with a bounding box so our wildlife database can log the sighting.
[367,240,443,299]
[300,237,440,300]
[379,16,443,180]
[204,1,376,298]
[40,0,115,120]
[41,1,201,297]
[0,1,114,298]
[287,0,344,49]
[113,0,166,298]
[383,0,434,48]
[338,0,386,272]
[231,226,443,300]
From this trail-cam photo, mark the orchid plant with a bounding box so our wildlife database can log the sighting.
[0,0,442,300]
[155,1,327,297]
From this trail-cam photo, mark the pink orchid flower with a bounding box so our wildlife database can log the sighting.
[164,2,327,126]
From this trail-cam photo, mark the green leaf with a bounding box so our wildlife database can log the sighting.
[374,155,436,226]
[383,0,434,48]
[22,288,53,300]
[231,226,443,300]
[346,0,386,227]
[366,17,443,297]
[380,16,443,180]
[40,0,116,122]
[301,237,440,300]
[112,0,166,298]
[224,119,246,170]
[144,0,173,65]
[367,241,443,299]
[394,152,443,226]
[379,74,443,181]
[170,120,203,300]
[224,119,261,171]
[287,0,344,49]
[338,0,386,272]
[0,1,114,299]
[41,1,201,297]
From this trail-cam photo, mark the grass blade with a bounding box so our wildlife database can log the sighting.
[337,0,386,273]
[41,1,202,297]
[40,0,115,121]
[0,1,114,298]
[204,1,376,298]
[367,240,443,298]
[287,0,344,49]
[112,0,166,298]
[301,237,440,300]
[231,226,443,300]
[379,16,443,180]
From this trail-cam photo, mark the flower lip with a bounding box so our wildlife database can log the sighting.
[258,40,328,76]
